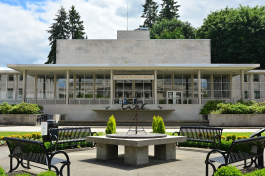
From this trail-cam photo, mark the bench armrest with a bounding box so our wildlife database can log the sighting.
[172,131,179,136]
[49,150,70,164]
[91,132,99,136]
[205,149,227,162]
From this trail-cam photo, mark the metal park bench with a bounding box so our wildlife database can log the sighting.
[172,126,223,149]
[205,136,265,176]
[49,127,99,151]
[4,137,70,176]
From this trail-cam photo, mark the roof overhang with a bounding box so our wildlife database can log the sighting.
[7,64,260,75]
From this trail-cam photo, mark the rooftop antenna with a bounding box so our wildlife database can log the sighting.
[127,2,128,30]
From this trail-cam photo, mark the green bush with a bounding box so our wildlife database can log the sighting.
[37,170,57,176]
[0,102,43,114]
[152,116,165,134]
[231,134,236,141]
[199,100,226,114]
[105,115,116,134]
[244,168,265,176]
[226,134,232,141]
[0,165,6,176]
[215,165,242,176]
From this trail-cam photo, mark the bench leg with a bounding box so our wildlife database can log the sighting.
[9,156,20,172]
[21,159,31,169]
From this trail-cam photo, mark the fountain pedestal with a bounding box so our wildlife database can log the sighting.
[87,135,187,165]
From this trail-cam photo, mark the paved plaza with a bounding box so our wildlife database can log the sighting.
[0,126,263,175]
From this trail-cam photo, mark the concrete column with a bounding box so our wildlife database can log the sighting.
[154,143,176,160]
[198,69,201,104]
[172,73,174,90]
[240,69,244,100]
[66,70,69,104]
[22,70,27,103]
[154,69,157,105]
[35,74,37,103]
[230,74,233,102]
[54,74,57,100]
[93,73,96,99]
[249,74,254,100]
[211,74,214,100]
[97,143,118,160]
[110,70,113,104]
[124,146,149,165]
[191,74,194,99]
[15,74,18,101]
[73,74,76,100]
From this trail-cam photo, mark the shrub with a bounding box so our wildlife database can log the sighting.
[36,133,41,139]
[0,165,6,176]
[105,115,116,134]
[0,102,12,114]
[37,170,57,176]
[199,100,226,114]
[152,116,165,134]
[214,165,242,176]
[226,134,232,141]
[244,168,265,176]
[231,134,237,141]
[27,134,31,139]
[0,136,4,140]
[22,134,27,139]
[243,135,248,139]
[237,136,243,140]
[16,135,22,139]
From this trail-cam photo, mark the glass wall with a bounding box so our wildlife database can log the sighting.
[57,75,66,99]
[96,74,110,98]
[213,74,230,99]
[0,75,7,99]
[115,79,132,99]
[37,75,55,99]
[174,74,192,99]
[75,74,93,98]
[157,74,172,104]
[201,75,211,99]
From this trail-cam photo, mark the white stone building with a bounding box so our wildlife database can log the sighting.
[0,30,264,126]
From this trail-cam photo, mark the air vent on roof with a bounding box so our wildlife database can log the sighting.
[140,27,149,30]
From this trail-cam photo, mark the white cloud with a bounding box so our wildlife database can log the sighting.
[0,0,264,68]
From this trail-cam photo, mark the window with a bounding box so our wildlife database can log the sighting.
[244,75,248,82]
[18,89,23,99]
[253,74,259,82]
[244,91,248,99]
[8,75,14,81]
[8,89,13,99]
[20,75,23,81]
[254,91,260,99]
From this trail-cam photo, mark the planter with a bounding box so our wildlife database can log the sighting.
[0,114,40,126]
[208,114,265,127]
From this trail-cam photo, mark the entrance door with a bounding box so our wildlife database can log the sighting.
[167,91,182,104]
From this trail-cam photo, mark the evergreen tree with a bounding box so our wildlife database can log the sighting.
[45,6,70,64]
[68,5,86,39]
[140,0,159,29]
[159,0,181,20]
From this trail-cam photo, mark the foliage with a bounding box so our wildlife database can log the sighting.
[244,168,265,176]
[0,165,6,176]
[152,116,166,134]
[140,0,159,28]
[0,102,42,114]
[0,102,12,114]
[105,115,116,134]
[211,103,265,114]
[38,170,57,176]
[46,6,70,64]
[69,5,86,39]
[214,165,242,176]
[237,136,243,140]
[197,5,265,69]
[231,134,236,141]
[159,0,181,20]
[199,100,226,114]
[155,27,185,39]
[150,18,196,39]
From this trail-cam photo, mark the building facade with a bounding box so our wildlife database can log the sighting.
[1,30,264,125]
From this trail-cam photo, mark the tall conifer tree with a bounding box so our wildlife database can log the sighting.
[140,0,159,29]
[45,6,69,64]
[69,5,86,39]
[159,0,181,20]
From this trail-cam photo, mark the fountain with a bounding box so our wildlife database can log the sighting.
[106,98,167,139]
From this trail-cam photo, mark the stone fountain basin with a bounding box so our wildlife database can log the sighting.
[106,133,167,139]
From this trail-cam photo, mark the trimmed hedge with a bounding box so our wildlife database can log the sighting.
[105,115,116,134]
[200,99,265,115]
[0,102,43,114]
[215,166,265,176]
[152,115,166,134]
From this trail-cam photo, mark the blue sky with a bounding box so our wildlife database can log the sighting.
[0,0,264,69]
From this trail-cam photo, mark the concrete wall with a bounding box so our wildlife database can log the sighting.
[0,114,39,126]
[117,30,150,40]
[209,114,265,127]
[42,104,205,125]
[56,39,211,64]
